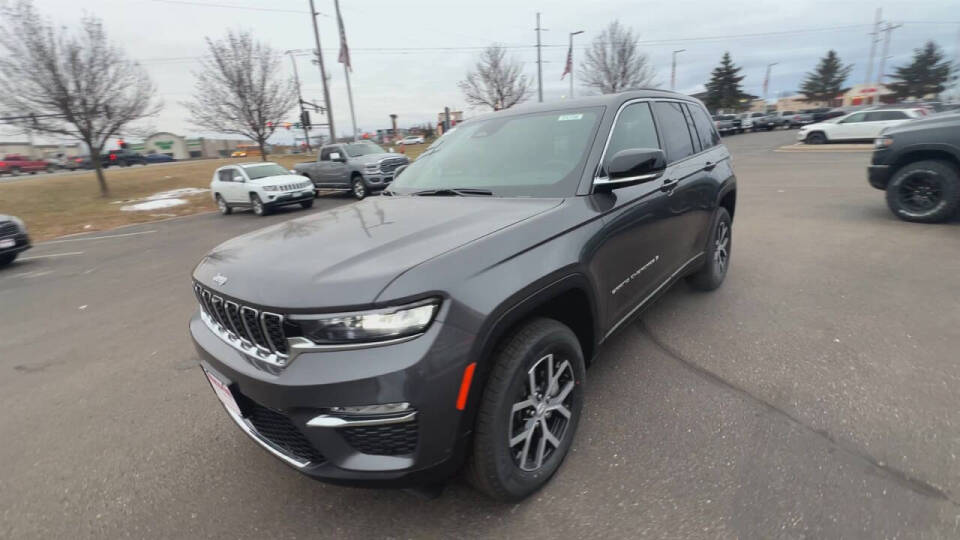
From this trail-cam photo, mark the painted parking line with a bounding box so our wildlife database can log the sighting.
[40,230,157,245]
[17,251,84,261]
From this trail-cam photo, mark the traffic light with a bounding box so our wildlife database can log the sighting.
[301,110,311,129]
[266,121,274,129]
[294,122,301,129]
[284,122,291,130]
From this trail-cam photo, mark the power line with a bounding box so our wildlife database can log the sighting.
[146,0,330,16]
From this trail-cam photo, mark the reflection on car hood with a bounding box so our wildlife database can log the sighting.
[882,113,960,135]
[246,174,307,185]
[193,196,562,308]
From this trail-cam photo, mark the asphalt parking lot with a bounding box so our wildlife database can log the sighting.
[1,130,958,538]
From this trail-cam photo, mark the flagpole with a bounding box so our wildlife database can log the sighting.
[567,30,583,98]
[333,0,358,142]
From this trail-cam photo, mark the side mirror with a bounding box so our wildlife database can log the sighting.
[393,164,408,178]
[595,148,666,192]
[290,169,297,174]
[233,175,244,182]
[329,152,344,162]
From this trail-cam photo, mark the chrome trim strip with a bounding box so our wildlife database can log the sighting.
[593,171,661,186]
[260,311,285,356]
[200,310,290,367]
[240,305,271,353]
[215,393,311,469]
[307,411,417,428]
[604,252,705,340]
[288,333,423,353]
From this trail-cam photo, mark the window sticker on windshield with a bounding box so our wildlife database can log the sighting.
[558,114,583,121]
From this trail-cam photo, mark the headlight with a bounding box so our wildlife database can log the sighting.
[293,298,440,344]
[874,137,893,149]
[262,185,279,191]
[9,216,25,230]
[364,163,380,172]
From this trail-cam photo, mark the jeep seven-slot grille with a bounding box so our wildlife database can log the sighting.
[0,221,18,237]
[379,158,407,174]
[194,283,288,358]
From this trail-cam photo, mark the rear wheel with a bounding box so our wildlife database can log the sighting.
[10,167,21,176]
[805,132,827,144]
[885,160,960,223]
[251,193,268,216]
[467,318,585,502]
[215,194,232,215]
[687,207,731,291]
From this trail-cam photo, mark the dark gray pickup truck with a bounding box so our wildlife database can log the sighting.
[294,141,409,199]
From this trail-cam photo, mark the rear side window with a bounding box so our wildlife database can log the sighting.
[688,105,720,150]
[652,101,696,162]
[680,104,702,153]
[605,102,660,161]
[218,169,234,182]
[319,147,333,161]
[875,110,908,120]
[844,112,867,123]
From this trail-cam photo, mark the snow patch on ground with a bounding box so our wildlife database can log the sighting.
[121,199,187,211]
[145,188,209,200]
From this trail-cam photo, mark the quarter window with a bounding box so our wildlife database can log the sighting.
[320,147,334,161]
[681,104,702,153]
[604,102,660,166]
[652,101,696,162]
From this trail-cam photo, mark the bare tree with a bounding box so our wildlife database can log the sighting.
[0,0,159,196]
[184,31,297,161]
[458,45,531,111]
[580,21,657,94]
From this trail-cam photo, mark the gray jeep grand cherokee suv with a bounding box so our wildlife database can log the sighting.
[190,90,737,501]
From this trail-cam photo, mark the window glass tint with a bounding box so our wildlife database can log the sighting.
[874,110,908,120]
[688,104,720,149]
[864,112,885,122]
[320,147,333,161]
[605,102,659,161]
[652,101,695,162]
[218,169,234,182]
[844,112,866,123]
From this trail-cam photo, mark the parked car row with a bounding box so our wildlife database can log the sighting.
[0,150,176,175]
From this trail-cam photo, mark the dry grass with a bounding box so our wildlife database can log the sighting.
[0,144,427,242]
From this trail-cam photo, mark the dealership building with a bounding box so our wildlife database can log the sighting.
[132,132,244,160]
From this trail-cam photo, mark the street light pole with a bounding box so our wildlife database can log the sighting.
[763,62,778,106]
[670,49,686,91]
[535,13,545,103]
[287,52,311,152]
[308,0,335,143]
[569,30,584,98]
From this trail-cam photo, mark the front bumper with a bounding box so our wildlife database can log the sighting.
[363,174,395,189]
[0,232,30,256]
[867,164,891,190]
[263,189,314,206]
[189,305,476,487]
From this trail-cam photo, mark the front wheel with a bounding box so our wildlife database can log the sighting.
[805,132,827,144]
[885,160,960,223]
[251,194,268,216]
[215,194,232,215]
[300,199,314,209]
[467,318,585,502]
[351,177,367,200]
[687,207,731,291]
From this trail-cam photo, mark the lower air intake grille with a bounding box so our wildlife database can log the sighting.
[341,420,418,456]
[246,401,325,464]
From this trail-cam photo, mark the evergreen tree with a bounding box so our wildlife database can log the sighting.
[887,41,953,99]
[704,52,755,112]
[799,50,852,104]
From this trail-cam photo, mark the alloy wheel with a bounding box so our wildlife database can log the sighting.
[714,221,729,275]
[353,180,366,199]
[217,197,228,213]
[252,197,263,215]
[898,172,942,213]
[509,353,576,472]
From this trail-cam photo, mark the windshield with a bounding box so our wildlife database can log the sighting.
[390,108,601,197]
[345,142,385,157]
[243,163,290,179]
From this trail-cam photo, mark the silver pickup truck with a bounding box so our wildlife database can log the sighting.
[294,141,409,199]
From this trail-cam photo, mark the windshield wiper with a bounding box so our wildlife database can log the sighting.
[411,188,494,197]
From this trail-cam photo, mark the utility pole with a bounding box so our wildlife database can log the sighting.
[569,30,584,98]
[287,52,312,152]
[535,13,546,102]
[671,49,686,91]
[877,22,902,85]
[864,8,882,85]
[308,0,335,143]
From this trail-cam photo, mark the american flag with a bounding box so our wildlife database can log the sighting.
[336,2,351,71]
[561,45,572,79]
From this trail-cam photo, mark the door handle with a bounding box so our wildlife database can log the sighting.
[659,178,679,192]
[702,161,717,171]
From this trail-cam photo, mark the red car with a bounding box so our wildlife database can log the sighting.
[0,154,52,175]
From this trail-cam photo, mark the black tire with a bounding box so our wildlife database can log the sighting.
[687,207,732,291]
[10,167,20,176]
[805,132,827,144]
[215,194,232,215]
[300,199,314,209]
[351,175,367,200]
[885,160,960,223]
[467,318,585,502]
[0,252,16,266]
[251,193,268,216]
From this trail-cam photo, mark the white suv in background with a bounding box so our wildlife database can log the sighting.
[211,162,316,216]
[798,108,925,144]
[398,135,425,145]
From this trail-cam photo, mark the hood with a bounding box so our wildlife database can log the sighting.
[882,113,960,136]
[193,196,562,308]
[352,153,407,166]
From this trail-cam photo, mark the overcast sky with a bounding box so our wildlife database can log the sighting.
[20,0,960,145]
